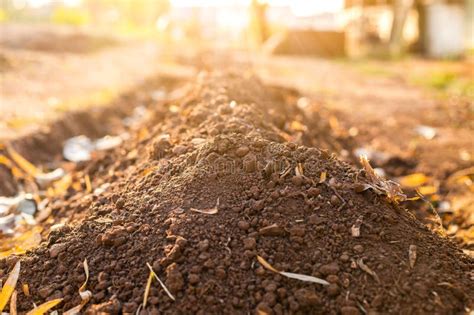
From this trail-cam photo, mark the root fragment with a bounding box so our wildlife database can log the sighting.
[409,245,417,269]
[357,258,380,283]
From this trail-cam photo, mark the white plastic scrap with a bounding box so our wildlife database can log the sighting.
[63,134,124,162]
[63,136,94,162]
[415,125,437,140]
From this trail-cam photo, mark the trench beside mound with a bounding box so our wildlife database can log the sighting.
[3,71,473,314]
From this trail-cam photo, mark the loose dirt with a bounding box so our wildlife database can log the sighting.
[2,71,473,314]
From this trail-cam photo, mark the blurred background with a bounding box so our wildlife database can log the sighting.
[0,0,473,57]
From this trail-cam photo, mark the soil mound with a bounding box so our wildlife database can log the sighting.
[3,71,473,314]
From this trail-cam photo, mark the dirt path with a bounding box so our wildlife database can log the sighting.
[0,24,194,140]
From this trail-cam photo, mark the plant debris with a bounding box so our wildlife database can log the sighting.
[357,258,380,283]
[0,261,20,311]
[146,263,175,301]
[409,245,417,269]
[64,259,91,314]
[257,255,329,286]
[26,299,62,315]
[356,155,406,203]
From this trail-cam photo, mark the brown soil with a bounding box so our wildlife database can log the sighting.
[2,71,472,314]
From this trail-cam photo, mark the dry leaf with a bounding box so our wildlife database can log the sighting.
[0,227,42,258]
[190,207,218,215]
[143,271,153,308]
[418,185,437,195]
[295,163,304,177]
[146,263,175,301]
[357,258,380,283]
[10,290,17,315]
[319,171,327,183]
[290,120,306,132]
[257,255,329,286]
[63,259,91,314]
[280,271,330,285]
[6,146,40,177]
[85,175,92,193]
[0,261,20,311]
[409,245,417,269]
[359,156,406,203]
[257,255,279,273]
[26,299,62,315]
[22,283,30,296]
[399,173,429,188]
[190,198,219,215]
[351,217,363,237]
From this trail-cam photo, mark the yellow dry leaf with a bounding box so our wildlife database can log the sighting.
[143,270,154,307]
[257,255,280,273]
[26,299,62,315]
[63,259,91,314]
[146,263,175,301]
[48,174,72,196]
[319,171,327,183]
[0,227,42,257]
[190,207,218,215]
[257,256,329,285]
[80,259,89,292]
[399,173,429,188]
[10,290,17,315]
[290,121,306,132]
[418,185,437,195]
[0,261,20,311]
[137,128,150,142]
[6,146,40,177]
[23,284,30,296]
[0,155,13,167]
[11,167,24,179]
[85,175,92,193]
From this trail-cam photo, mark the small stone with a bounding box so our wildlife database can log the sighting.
[330,195,341,206]
[172,145,187,155]
[216,267,227,279]
[188,274,200,285]
[262,292,277,307]
[294,288,321,306]
[340,254,350,262]
[353,244,364,254]
[291,175,303,186]
[265,282,277,292]
[252,200,265,211]
[197,239,210,251]
[309,215,325,225]
[243,237,256,250]
[326,283,340,297]
[289,226,305,237]
[259,224,286,237]
[49,243,67,258]
[38,285,54,299]
[165,263,184,293]
[236,146,250,157]
[326,275,339,283]
[341,306,360,315]
[243,154,257,173]
[237,220,250,230]
[307,187,321,197]
[319,262,340,275]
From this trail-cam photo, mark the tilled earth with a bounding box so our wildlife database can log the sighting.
[2,71,473,314]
